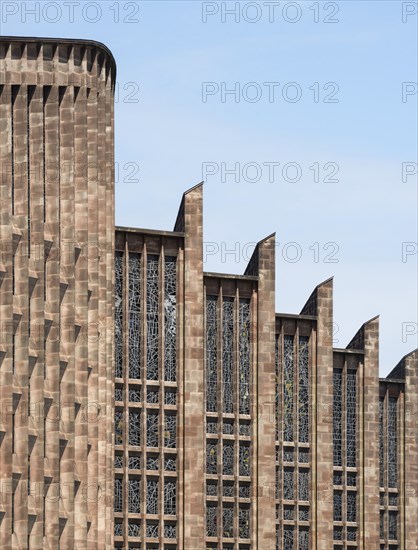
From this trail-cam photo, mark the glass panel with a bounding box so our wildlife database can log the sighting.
[283,336,294,442]
[164,257,177,381]
[115,252,124,378]
[239,299,251,414]
[129,253,141,379]
[206,296,218,412]
[298,337,309,443]
[346,370,357,468]
[222,298,234,414]
[146,255,159,380]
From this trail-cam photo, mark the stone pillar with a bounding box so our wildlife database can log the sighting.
[301,278,334,549]
[174,183,205,549]
[404,350,418,548]
[245,234,276,549]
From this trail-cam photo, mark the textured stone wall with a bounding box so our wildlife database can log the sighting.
[0,37,115,550]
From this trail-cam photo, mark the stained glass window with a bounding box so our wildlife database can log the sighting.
[347,527,356,542]
[145,455,158,471]
[347,491,357,522]
[164,524,177,538]
[275,337,279,442]
[298,337,309,443]
[164,480,176,515]
[333,370,343,466]
[164,414,176,448]
[128,478,141,513]
[165,390,176,406]
[299,529,309,550]
[379,398,384,487]
[207,505,218,537]
[299,508,309,521]
[239,445,250,477]
[146,522,158,537]
[115,454,123,469]
[146,255,159,380]
[223,442,234,476]
[114,521,123,537]
[239,484,250,499]
[207,421,218,434]
[239,423,251,437]
[129,388,141,403]
[206,296,218,413]
[207,482,217,496]
[128,522,141,537]
[129,253,141,379]
[146,479,158,514]
[164,457,176,472]
[283,336,294,442]
[115,411,123,445]
[146,413,159,448]
[129,455,141,470]
[239,507,250,539]
[164,257,177,381]
[346,371,356,468]
[207,442,218,474]
[115,252,124,378]
[223,422,234,435]
[114,477,123,512]
[283,469,294,501]
[129,411,141,446]
[284,527,294,550]
[388,397,397,488]
[239,299,251,414]
[388,511,397,540]
[222,299,234,414]
[333,491,342,522]
[298,470,309,501]
[299,450,309,464]
[146,388,158,404]
[223,506,234,538]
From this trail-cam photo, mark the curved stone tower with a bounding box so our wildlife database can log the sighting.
[0,37,116,549]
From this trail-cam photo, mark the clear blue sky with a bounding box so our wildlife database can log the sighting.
[2,0,417,375]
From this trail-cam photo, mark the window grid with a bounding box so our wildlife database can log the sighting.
[204,292,253,544]
[114,249,179,547]
[333,365,358,546]
[276,331,311,550]
[379,391,400,548]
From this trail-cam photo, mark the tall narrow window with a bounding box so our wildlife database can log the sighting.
[239,299,251,415]
[333,369,343,466]
[206,296,217,412]
[146,479,158,514]
[222,298,234,413]
[164,257,177,381]
[114,478,123,512]
[115,252,124,379]
[388,397,397,488]
[128,478,141,513]
[379,397,384,487]
[298,337,309,443]
[164,414,176,448]
[128,411,141,447]
[128,253,141,379]
[207,505,217,537]
[283,336,294,442]
[146,255,159,380]
[164,480,176,515]
[346,370,357,467]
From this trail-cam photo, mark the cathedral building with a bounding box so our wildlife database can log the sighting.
[0,36,416,550]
